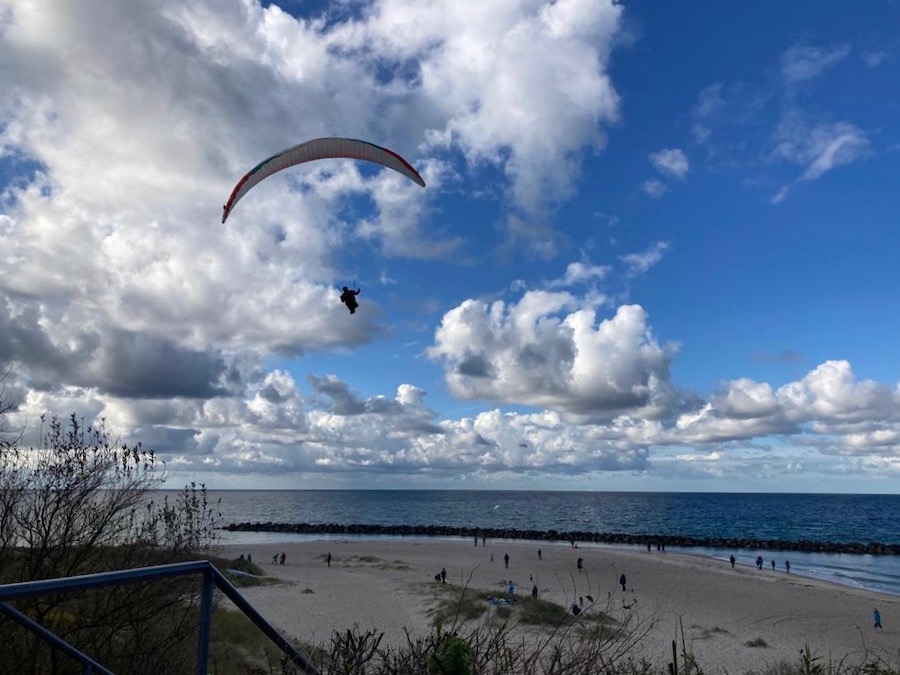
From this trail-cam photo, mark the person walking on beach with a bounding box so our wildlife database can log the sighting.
[874,608,882,629]
[771,559,776,570]
[532,583,538,600]
[441,567,446,584]
[538,548,542,560]
[729,554,736,569]
[619,573,627,591]
[756,555,763,570]
[577,557,583,571]
[504,552,510,568]
[785,560,790,573]
[279,551,286,565]
[327,552,332,568]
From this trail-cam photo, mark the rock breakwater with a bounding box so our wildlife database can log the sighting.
[222,522,900,554]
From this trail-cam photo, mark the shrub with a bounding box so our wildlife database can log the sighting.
[0,411,221,674]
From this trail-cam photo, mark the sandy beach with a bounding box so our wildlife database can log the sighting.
[217,538,899,673]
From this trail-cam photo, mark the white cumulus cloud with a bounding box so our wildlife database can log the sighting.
[428,293,677,418]
[649,148,689,180]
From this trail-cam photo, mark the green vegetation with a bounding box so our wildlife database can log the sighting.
[330,554,411,571]
[208,608,294,675]
[210,555,282,588]
[690,624,731,640]
[426,582,491,626]
[424,581,615,632]
[428,633,474,675]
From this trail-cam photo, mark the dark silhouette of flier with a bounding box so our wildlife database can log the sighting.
[340,286,360,314]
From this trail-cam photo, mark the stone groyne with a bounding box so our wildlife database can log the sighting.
[222,522,900,555]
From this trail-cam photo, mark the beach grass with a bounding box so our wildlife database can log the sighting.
[210,555,283,588]
[209,608,290,674]
[423,582,614,632]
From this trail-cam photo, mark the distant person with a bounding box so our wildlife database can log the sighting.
[239,553,245,560]
[441,567,446,583]
[327,552,332,568]
[247,553,252,563]
[771,559,776,570]
[756,555,763,570]
[874,608,882,630]
[532,583,538,599]
[729,554,736,569]
[474,535,478,546]
[504,552,510,569]
[279,551,286,565]
[571,601,581,616]
[538,548,542,560]
[577,557,583,571]
[271,553,278,565]
[647,542,652,553]
[490,552,494,563]
[619,573,627,591]
[508,580,516,594]
[482,535,486,546]
[785,560,790,574]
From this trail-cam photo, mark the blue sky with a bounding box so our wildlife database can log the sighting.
[1,0,898,492]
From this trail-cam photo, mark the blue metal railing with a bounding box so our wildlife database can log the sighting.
[0,560,318,675]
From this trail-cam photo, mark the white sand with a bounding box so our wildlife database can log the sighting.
[217,538,899,673]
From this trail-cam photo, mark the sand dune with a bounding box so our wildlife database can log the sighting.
[217,538,899,673]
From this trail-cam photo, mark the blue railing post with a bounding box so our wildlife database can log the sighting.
[196,567,215,675]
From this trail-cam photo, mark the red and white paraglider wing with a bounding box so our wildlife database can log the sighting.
[222,137,425,223]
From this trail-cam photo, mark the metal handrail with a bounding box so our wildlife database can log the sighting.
[0,560,318,675]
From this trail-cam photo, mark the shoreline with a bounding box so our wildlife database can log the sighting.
[215,537,899,674]
[216,531,900,599]
[218,524,900,598]
[221,522,900,555]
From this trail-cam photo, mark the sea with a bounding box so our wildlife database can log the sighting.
[192,490,900,597]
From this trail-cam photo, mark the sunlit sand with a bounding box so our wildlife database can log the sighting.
[218,538,899,673]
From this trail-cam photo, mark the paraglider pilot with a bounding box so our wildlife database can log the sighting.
[340,286,361,314]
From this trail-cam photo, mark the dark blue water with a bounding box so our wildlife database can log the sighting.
[189,490,900,595]
[208,490,898,543]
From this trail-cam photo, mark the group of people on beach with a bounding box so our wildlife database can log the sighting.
[741,554,790,572]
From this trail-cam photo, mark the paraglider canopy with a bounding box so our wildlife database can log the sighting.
[222,137,426,223]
